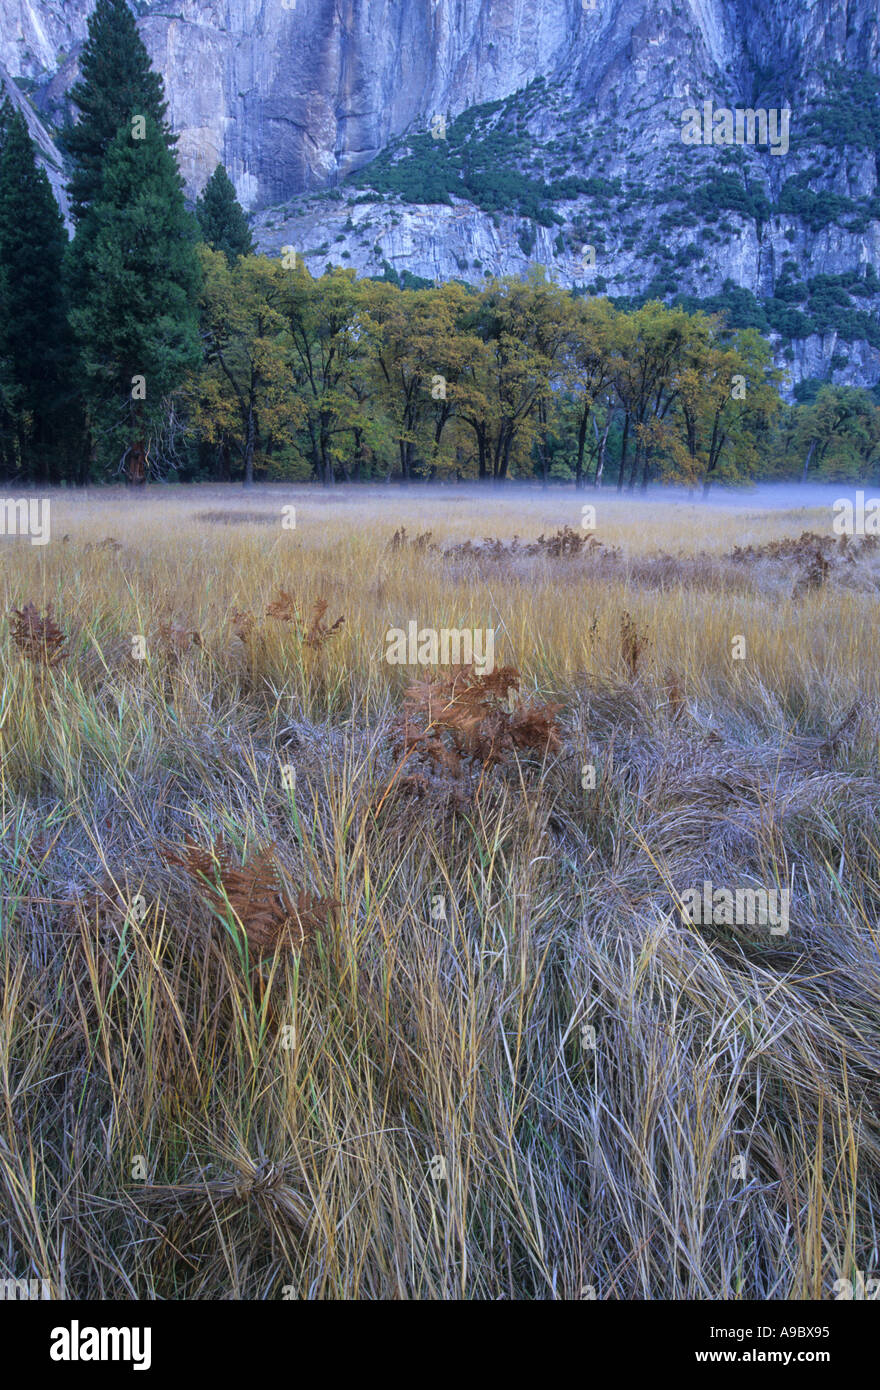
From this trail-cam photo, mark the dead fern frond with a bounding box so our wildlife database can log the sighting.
[9,602,67,669]
[387,527,408,553]
[160,834,336,958]
[386,527,437,555]
[266,589,299,622]
[264,591,343,649]
[230,608,257,643]
[620,611,649,679]
[161,834,233,894]
[157,619,203,657]
[442,531,616,563]
[477,666,521,701]
[84,537,123,553]
[303,597,344,650]
[398,663,559,778]
[662,668,686,721]
[508,700,562,754]
[531,525,591,558]
[792,547,830,599]
[291,889,341,951]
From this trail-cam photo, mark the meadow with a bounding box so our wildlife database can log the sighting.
[1,483,879,1300]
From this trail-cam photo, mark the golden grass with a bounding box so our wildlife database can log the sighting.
[1,483,879,1299]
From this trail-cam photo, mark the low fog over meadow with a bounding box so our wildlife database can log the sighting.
[2,477,880,1301]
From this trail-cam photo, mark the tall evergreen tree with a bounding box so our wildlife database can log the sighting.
[0,98,76,482]
[196,164,254,264]
[67,115,202,481]
[64,0,174,224]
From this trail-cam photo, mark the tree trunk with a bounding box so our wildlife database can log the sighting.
[617,413,630,492]
[640,445,652,491]
[628,436,641,491]
[477,433,488,480]
[594,414,611,487]
[306,420,321,482]
[500,436,513,480]
[127,441,147,485]
[17,422,29,482]
[219,438,231,482]
[321,436,334,487]
[576,406,589,488]
[243,408,255,487]
[702,456,717,497]
[538,400,550,488]
[126,398,148,485]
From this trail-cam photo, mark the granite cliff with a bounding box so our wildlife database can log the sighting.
[1,0,878,387]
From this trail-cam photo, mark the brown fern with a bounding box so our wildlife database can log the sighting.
[230,608,257,643]
[303,598,344,650]
[161,834,336,957]
[266,589,298,622]
[157,619,202,656]
[9,602,67,669]
[792,547,830,599]
[532,526,590,558]
[386,527,438,554]
[84,537,123,553]
[398,664,559,775]
[442,530,617,562]
[387,527,408,553]
[663,668,686,721]
[620,611,649,679]
[265,591,343,649]
[508,699,562,754]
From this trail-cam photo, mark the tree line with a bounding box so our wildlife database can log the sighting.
[0,0,878,492]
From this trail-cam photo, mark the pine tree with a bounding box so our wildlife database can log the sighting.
[0,98,75,482]
[67,115,202,481]
[63,0,174,224]
[196,164,255,264]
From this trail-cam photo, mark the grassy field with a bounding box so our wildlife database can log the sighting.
[2,483,879,1300]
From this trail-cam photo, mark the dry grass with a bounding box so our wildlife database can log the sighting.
[1,483,879,1300]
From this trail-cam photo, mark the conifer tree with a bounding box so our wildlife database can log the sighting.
[64,0,174,224]
[67,115,202,480]
[196,164,255,264]
[0,98,74,482]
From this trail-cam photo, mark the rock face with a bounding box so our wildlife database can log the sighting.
[2,1,876,208]
[0,59,68,218]
[1,0,879,387]
[0,0,585,206]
